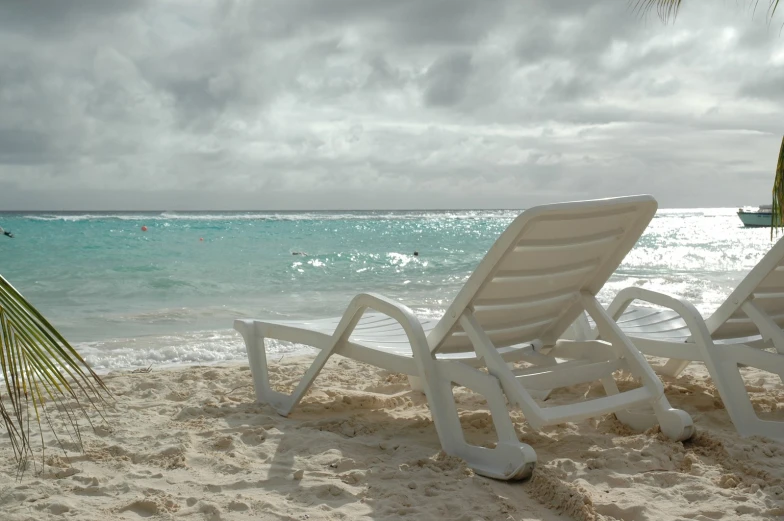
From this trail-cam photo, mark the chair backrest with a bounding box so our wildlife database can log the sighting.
[426,195,658,354]
[706,235,784,339]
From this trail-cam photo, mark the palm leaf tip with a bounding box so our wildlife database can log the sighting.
[633,0,683,23]
[0,274,111,473]
[633,0,780,23]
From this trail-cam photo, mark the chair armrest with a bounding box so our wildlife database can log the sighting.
[334,292,430,354]
[604,287,713,345]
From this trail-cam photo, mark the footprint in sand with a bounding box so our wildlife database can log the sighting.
[239,428,267,446]
[118,499,160,517]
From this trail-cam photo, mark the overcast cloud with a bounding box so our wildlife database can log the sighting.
[1,0,783,210]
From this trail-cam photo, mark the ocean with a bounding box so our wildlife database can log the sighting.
[0,207,775,373]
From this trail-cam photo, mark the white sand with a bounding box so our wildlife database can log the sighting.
[1,355,783,521]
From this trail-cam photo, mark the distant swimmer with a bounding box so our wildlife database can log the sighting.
[292,251,307,256]
[413,251,419,256]
[0,226,14,238]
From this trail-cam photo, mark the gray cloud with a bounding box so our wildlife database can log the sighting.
[0,0,147,37]
[740,68,784,102]
[423,52,474,107]
[0,0,783,210]
[0,129,51,165]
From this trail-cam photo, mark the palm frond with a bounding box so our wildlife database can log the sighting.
[633,0,780,23]
[766,0,782,17]
[772,136,784,237]
[633,0,683,24]
[0,274,111,473]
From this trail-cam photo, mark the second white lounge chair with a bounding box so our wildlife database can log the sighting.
[234,195,694,481]
[570,236,784,441]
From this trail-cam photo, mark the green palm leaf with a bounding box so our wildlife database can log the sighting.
[0,273,110,472]
[772,136,784,236]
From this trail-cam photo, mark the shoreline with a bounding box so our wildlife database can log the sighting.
[1,354,782,520]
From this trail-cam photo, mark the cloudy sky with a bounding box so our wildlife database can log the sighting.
[1,0,784,210]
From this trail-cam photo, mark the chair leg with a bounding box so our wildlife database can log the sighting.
[421,359,537,480]
[660,358,691,377]
[701,345,784,440]
[238,321,334,417]
[407,375,425,391]
[709,359,766,437]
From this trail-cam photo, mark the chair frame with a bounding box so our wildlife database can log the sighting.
[235,196,695,480]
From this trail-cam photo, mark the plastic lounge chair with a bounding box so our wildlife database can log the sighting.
[234,195,694,481]
[569,236,784,440]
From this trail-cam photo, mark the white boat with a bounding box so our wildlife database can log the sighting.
[737,204,772,227]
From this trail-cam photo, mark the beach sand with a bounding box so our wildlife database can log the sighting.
[1,355,783,521]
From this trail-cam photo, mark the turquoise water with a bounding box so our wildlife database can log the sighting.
[0,208,775,371]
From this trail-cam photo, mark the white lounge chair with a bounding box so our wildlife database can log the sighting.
[234,196,694,481]
[569,236,784,440]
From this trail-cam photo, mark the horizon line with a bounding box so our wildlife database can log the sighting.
[0,206,746,213]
